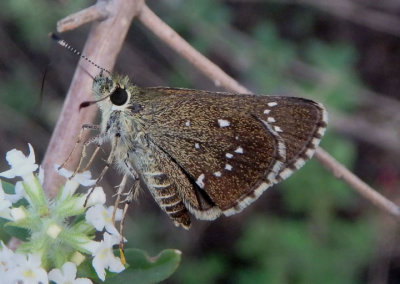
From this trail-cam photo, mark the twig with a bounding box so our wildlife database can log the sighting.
[42,0,144,197]
[56,0,110,33]
[137,5,250,94]
[314,148,400,218]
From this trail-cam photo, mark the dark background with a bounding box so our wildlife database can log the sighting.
[0,0,400,283]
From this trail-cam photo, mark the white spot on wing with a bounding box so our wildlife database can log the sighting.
[214,171,222,177]
[263,109,270,114]
[195,143,200,149]
[225,153,233,159]
[279,168,293,180]
[234,147,244,154]
[185,120,190,126]
[268,102,278,107]
[225,164,232,171]
[235,136,239,140]
[196,174,205,189]
[274,126,283,132]
[311,137,320,146]
[294,158,305,169]
[223,182,272,216]
[218,119,230,127]
[319,103,328,124]
[305,148,315,158]
[267,117,276,123]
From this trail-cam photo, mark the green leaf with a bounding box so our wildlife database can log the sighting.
[176,254,227,283]
[3,221,30,241]
[1,180,15,194]
[105,248,181,284]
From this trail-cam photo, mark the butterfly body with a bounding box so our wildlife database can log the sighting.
[93,73,327,229]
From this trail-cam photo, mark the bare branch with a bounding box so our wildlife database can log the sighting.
[137,4,249,94]
[314,148,400,218]
[57,1,110,33]
[138,4,400,219]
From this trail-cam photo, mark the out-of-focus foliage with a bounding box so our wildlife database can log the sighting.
[0,0,89,124]
[0,0,88,49]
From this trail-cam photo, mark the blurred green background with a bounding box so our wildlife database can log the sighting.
[1,0,400,283]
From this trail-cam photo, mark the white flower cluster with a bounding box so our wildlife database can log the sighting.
[0,144,126,283]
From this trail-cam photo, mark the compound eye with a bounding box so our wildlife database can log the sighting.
[110,87,128,106]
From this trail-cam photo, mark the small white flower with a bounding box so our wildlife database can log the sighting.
[85,187,106,207]
[10,206,27,221]
[0,144,38,179]
[75,187,106,210]
[49,262,92,284]
[0,241,16,274]
[86,205,122,236]
[0,145,43,201]
[8,253,48,284]
[91,233,125,281]
[55,166,96,198]
[47,222,62,239]
[79,240,101,256]
[70,252,86,266]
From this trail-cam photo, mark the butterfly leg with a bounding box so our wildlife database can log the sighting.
[72,129,108,177]
[72,134,105,178]
[58,124,100,171]
[118,178,140,257]
[112,174,128,224]
[78,144,101,173]
[112,157,141,255]
[84,134,118,206]
[94,134,118,184]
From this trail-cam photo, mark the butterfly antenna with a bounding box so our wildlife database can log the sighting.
[38,63,51,108]
[49,32,111,75]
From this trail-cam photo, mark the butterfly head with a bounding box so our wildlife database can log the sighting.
[92,73,134,112]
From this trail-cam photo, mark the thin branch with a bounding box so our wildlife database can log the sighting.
[137,5,250,94]
[42,0,144,197]
[314,148,400,218]
[137,4,400,219]
[57,0,110,33]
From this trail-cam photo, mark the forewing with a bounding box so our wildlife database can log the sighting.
[142,88,284,213]
[140,87,326,216]
[242,96,327,180]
